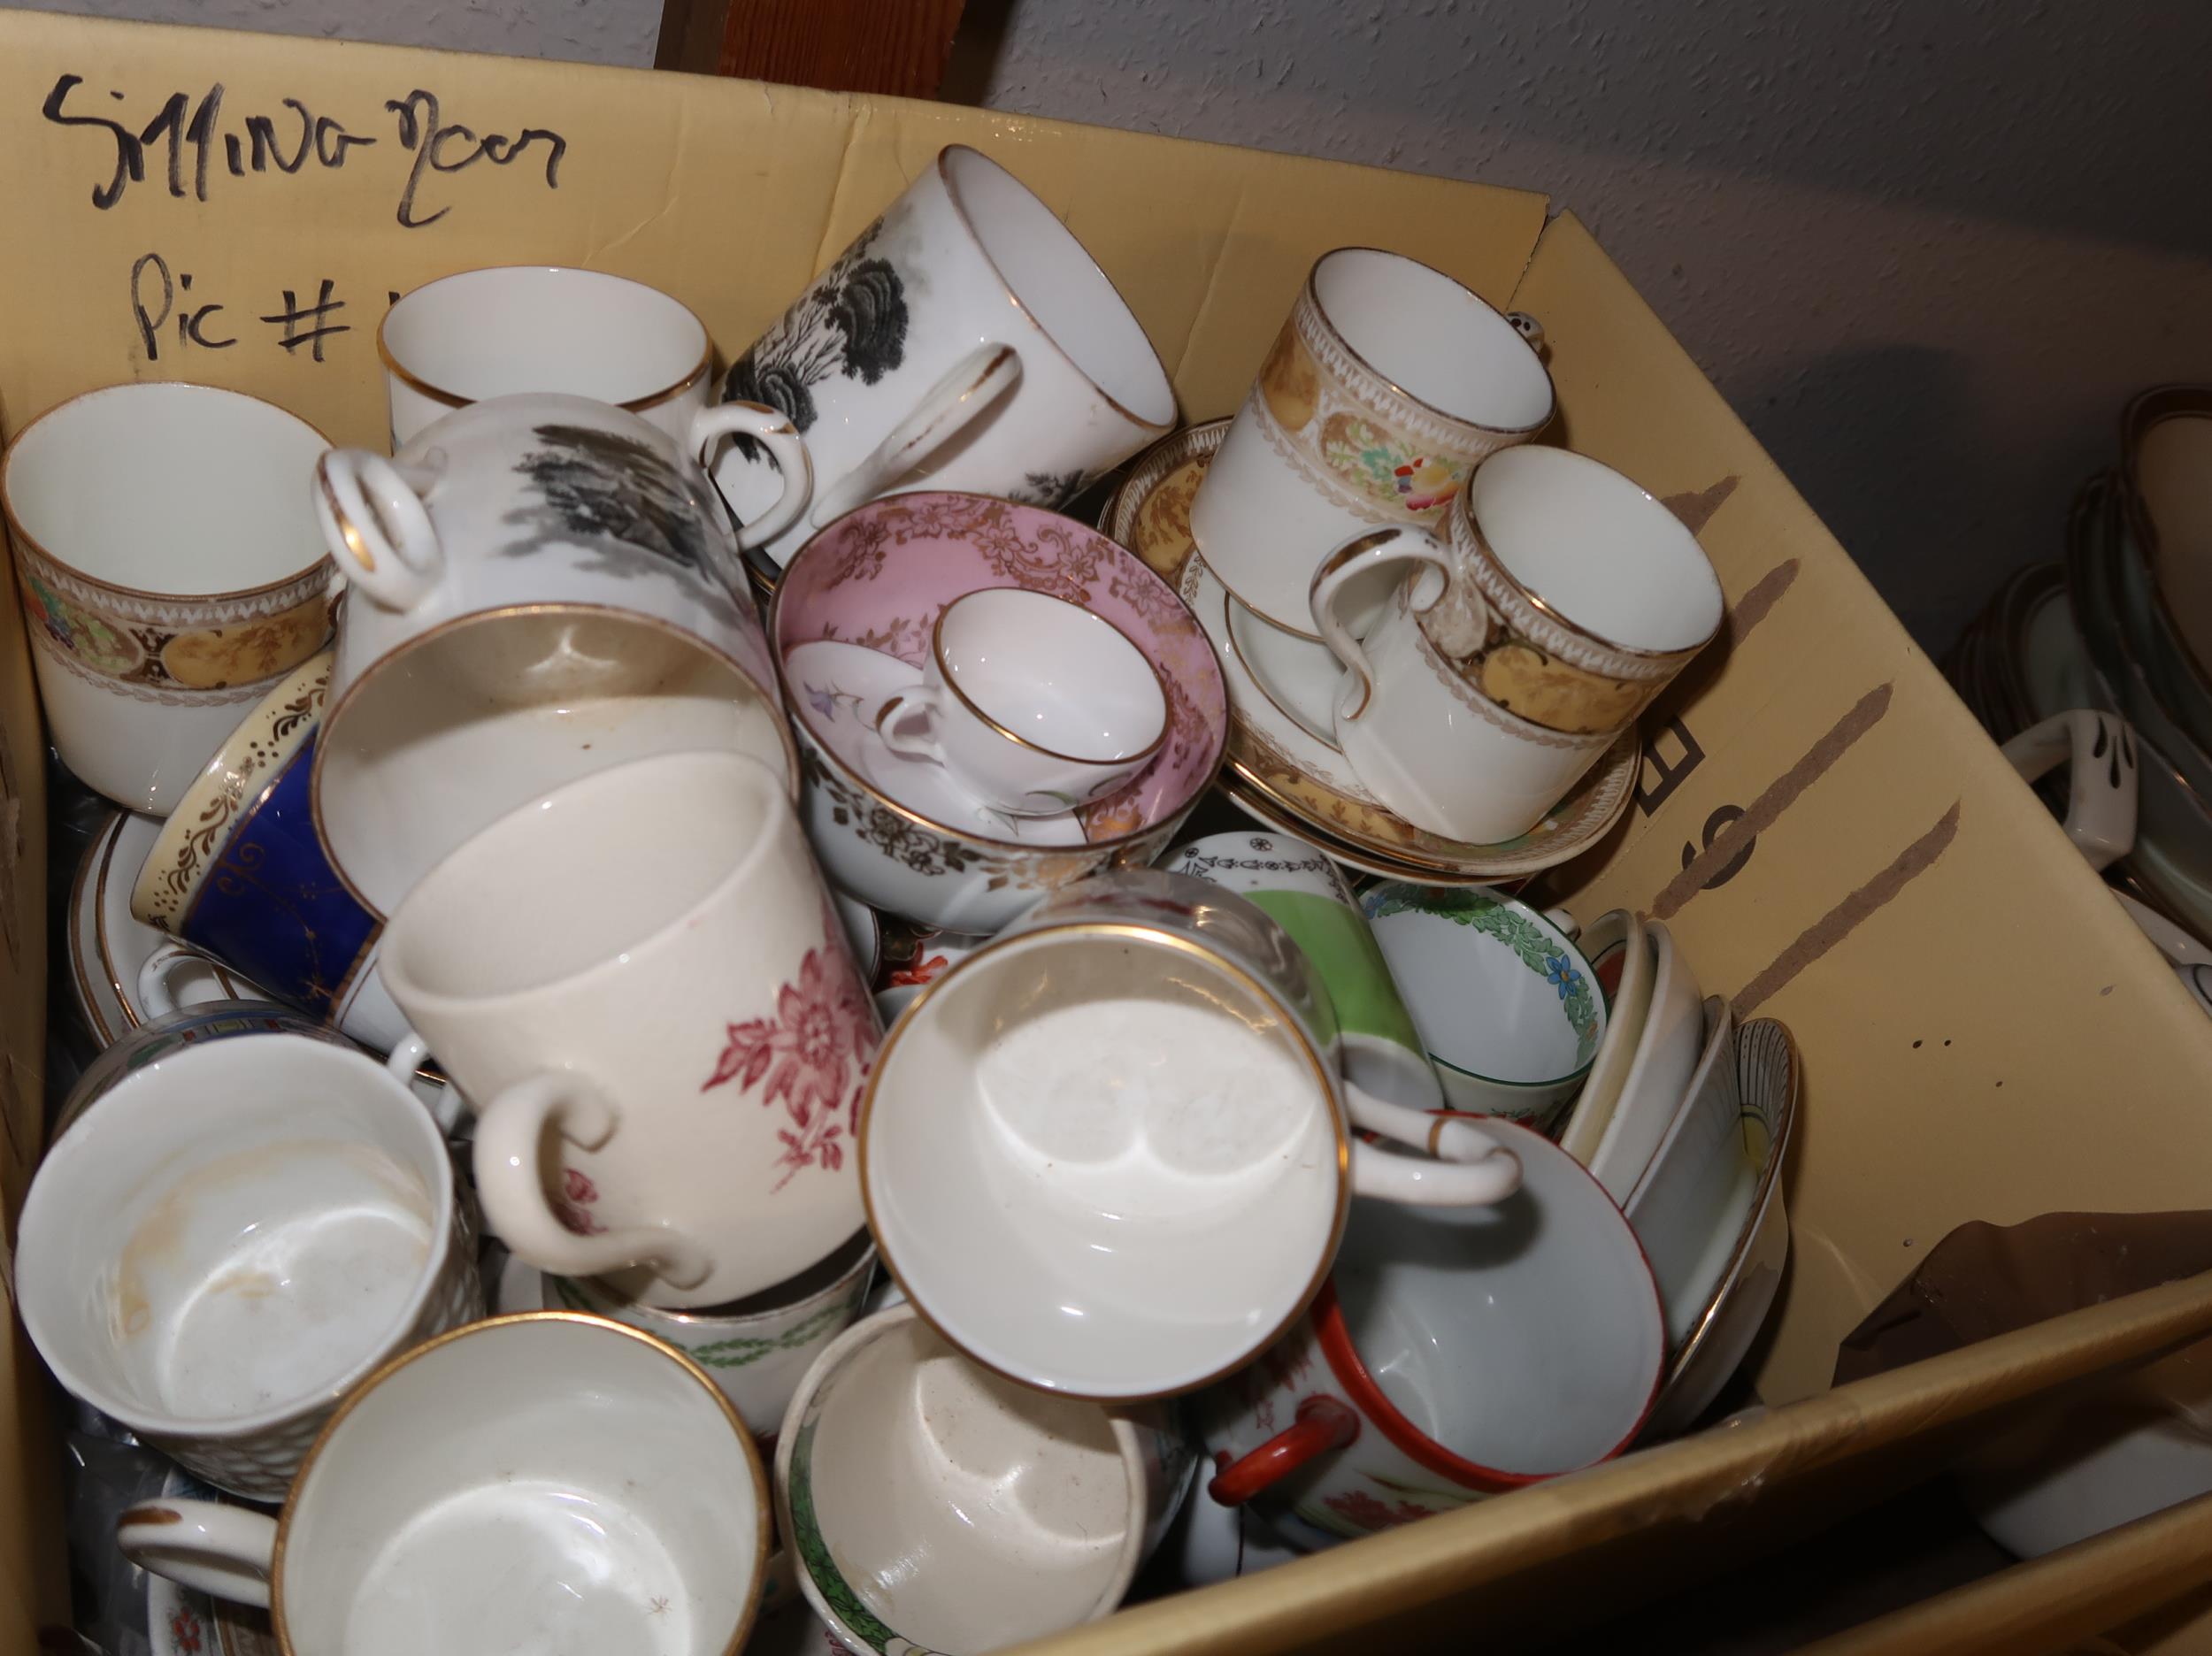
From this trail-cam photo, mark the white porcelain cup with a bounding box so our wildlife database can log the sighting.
[16,1008,477,1499]
[1189,247,1555,639]
[1310,445,1724,842]
[875,587,1169,816]
[117,1314,771,1656]
[311,391,803,916]
[714,144,1176,579]
[775,1304,1194,1655]
[380,749,879,1309]
[2,383,335,815]
[2001,709,2139,872]
[380,265,714,448]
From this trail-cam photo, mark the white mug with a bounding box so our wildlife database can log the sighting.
[118,1314,771,1655]
[714,144,1176,579]
[876,587,1169,816]
[16,1006,477,1499]
[311,391,803,916]
[380,749,879,1308]
[2,383,335,815]
[1189,246,1555,638]
[380,264,714,447]
[1310,445,1724,843]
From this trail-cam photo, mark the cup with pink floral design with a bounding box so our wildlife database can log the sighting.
[1194,1119,1663,1544]
[380,749,880,1308]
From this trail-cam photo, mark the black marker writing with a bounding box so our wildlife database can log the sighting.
[260,280,349,362]
[386,88,565,229]
[131,251,235,360]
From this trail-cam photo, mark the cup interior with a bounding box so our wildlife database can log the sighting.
[1310,249,1553,433]
[4,384,327,594]
[1332,1125,1663,1477]
[866,927,1340,1397]
[791,1311,1140,1649]
[17,1037,449,1433]
[939,588,1165,762]
[383,266,707,408]
[1469,445,1723,653]
[281,1316,761,1656]
[939,146,1175,428]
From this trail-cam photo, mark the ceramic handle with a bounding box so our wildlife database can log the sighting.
[1341,1081,1521,1199]
[314,448,443,613]
[1206,1396,1360,1506]
[1309,525,1455,723]
[691,401,813,555]
[1346,1123,1522,1206]
[117,1499,279,1609]
[809,343,1023,528]
[471,1071,711,1287]
[136,938,208,1020]
[2001,709,2139,872]
[873,688,949,766]
[384,1031,465,1134]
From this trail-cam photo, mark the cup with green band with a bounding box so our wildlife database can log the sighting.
[1163,832,1441,1113]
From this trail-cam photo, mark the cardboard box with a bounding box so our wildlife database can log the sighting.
[4,12,2212,1650]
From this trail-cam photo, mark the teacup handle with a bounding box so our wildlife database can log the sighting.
[314,448,444,614]
[471,1071,713,1288]
[137,938,208,1020]
[384,1032,465,1135]
[117,1499,279,1609]
[809,343,1024,529]
[1206,1395,1361,1507]
[690,401,814,556]
[2000,709,2138,872]
[873,688,949,766]
[1342,1085,1523,1206]
[1309,525,1455,723]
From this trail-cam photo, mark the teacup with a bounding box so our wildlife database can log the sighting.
[118,1314,770,1655]
[2,382,334,815]
[776,1304,1194,1654]
[17,1004,478,1499]
[380,749,878,1308]
[1361,882,1603,1131]
[380,264,713,447]
[1163,830,1441,1113]
[876,588,1168,816]
[1310,445,1724,843]
[543,1229,877,1438]
[1198,1120,1664,1541]
[716,144,1176,580]
[861,870,1521,1401]
[1189,247,1555,638]
[311,391,802,916]
[2001,708,2139,872]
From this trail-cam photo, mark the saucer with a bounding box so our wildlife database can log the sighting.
[1225,591,1342,746]
[1103,420,1637,884]
[70,811,253,1047]
[782,640,1087,848]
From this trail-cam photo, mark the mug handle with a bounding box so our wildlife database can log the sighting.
[2000,709,2138,872]
[313,449,444,613]
[808,343,1024,529]
[1206,1395,1361,1507]
[1342,1087,1523,1207]
[873,688,950,766]
[137,938,209,1021]
[690,401,814,556]
[1308,525,1455,723]
[471,1071,712,1287]
[117,1499,279,1609]
[384,1032,465,1135]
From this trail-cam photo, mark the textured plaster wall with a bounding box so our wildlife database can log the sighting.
[11,0,660,67]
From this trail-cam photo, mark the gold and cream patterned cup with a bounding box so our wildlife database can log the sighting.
[1,383,335,815]
[1189,247,1555,639]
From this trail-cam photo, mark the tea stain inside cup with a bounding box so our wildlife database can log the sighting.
[910,1348,1130,1552]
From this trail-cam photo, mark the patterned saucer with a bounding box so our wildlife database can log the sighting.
[1103,421,1637,883]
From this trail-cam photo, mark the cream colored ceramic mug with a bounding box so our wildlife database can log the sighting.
[380,749,879,1309]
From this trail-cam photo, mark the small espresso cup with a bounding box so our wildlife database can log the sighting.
[16,1005,478,1499]
[777,1304,1194,1655]
[1198,1122,1664,1542]
[118,1314,771,1654]
[876,588,1169,816]
[1310,445,1724,843]
[2,382,335,814]
[380,264,714,447]
[1190,247,1555,639]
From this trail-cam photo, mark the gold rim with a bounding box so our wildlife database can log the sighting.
[1223,586,1348,732]
[269,1312,771,1656]
[856,920,1351,1405]
[3,381,334,603]
[929,592,1171,768]
[377,266,714,415]
[68,812,120,1047]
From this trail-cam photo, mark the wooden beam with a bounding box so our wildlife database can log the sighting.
[658,0,970,100]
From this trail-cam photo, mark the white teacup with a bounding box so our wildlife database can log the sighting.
[17,1007,478,1499]
[118,1314,771,1656]
[380,749,878,1308]
[380,265,714,447]
[877,588,1168,816]
[776,1304,1193,1655]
